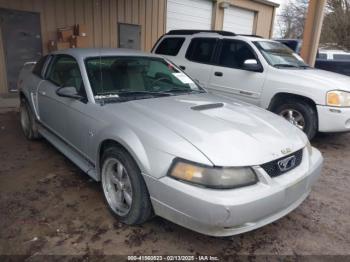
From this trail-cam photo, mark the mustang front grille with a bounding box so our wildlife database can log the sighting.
[261,149,303,177]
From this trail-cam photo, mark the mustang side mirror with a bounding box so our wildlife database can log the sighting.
[242,59,263,72]
[56,86,83,100]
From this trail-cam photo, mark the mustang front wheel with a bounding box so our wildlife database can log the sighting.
[101,146,153,225]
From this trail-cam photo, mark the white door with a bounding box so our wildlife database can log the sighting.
[223,6,255,34]
[166,0,213,32]
[208,39,266,106]
[178,37,218,88]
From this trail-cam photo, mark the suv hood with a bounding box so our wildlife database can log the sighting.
[276,68,350,91]
[127,93,306,166]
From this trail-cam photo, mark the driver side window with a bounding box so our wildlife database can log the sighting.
[218,40,257,69]
[47,56,85,95]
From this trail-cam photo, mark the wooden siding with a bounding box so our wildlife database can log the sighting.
[0,0,166,94]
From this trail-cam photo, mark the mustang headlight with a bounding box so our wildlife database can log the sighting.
[327,90,350,107]
[168,159,258,189]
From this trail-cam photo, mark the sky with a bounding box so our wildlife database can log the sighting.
[272,0,291,38]
[273,0,289,14]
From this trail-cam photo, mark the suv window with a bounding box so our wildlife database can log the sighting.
[186,38,217,64]
[318,53,327,59]
[32,56,47,78]
[218,40,257,69]
[47,56,85,94]
[155,37,185,56]
[333,54,350,61]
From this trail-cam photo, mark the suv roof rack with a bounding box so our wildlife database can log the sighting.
[238,34,263,38]
[166,30,236,36]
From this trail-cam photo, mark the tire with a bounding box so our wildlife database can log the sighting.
[273,100,318,140]
[20,99,40,140]
[101,146,153,225]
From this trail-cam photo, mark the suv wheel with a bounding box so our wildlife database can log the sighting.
[20,99,40,140]
[101,146,153,225]
[274,100,317,140]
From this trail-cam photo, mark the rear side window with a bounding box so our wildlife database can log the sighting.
[32,56,47,78]
[155,37,185,56]
[186,38,217,64]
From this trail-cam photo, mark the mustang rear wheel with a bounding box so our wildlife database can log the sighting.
[20,99,40,140]
[101,146,153,225]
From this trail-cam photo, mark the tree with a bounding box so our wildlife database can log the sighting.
[275,0,350,50]
[320,0,350,50]
[276,0,308,39]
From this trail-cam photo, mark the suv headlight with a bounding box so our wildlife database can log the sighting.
[327,90,350,107]
[168,159,258,189]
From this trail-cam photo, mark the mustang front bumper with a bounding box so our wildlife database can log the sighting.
[144,147,323,237]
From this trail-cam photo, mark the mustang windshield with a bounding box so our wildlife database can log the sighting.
[254,41,308,69]
[85,56,203,99]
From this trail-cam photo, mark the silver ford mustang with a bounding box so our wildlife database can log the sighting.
[18,49,323,236]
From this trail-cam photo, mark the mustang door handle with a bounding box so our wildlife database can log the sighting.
[179,65,186,70]
[214,71,223,77]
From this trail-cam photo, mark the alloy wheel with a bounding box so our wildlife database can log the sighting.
[279,109,305,130]
[102,158,133,216]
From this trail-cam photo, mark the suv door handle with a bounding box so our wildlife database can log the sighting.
[179,65,186,70]
[214,71,223,77]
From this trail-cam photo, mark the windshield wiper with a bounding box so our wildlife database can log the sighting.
[116,90,172,97]
[161,88,205,94]
[273,64,300,68]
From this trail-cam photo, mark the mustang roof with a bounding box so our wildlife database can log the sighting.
[52,48,158,59]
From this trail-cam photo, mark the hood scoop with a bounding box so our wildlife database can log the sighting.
[191,103,224,111]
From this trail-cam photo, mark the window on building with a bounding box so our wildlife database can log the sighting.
[186,38,217,64]
[155,37,185,56]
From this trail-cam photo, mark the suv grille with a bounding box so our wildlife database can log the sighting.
[261,149,303,177]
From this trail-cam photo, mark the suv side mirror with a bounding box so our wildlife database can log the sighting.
[56,86,83,100]
[242,59,262,72]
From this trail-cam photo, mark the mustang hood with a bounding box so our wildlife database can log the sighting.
[128,93,307,166]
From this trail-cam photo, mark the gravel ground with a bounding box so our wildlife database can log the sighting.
[0,111,349,259]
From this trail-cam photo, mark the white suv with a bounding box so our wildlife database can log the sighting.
[152,30,350,139]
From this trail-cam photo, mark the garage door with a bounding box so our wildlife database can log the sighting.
[166,0,213,32]
[223,6,255,34]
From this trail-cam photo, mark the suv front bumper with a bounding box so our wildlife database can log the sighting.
[317,105,350,132]
[144,147,323,237]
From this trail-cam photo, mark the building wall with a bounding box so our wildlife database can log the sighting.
[0,0,166,94]
[213,0,276,38]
